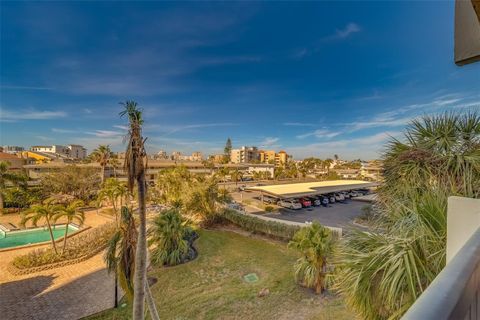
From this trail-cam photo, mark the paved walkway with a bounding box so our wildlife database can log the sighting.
[0,210,117,320]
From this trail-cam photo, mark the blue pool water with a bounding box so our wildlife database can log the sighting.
[0,225,79,249]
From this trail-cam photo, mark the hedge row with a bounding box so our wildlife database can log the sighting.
[220,209,301,241]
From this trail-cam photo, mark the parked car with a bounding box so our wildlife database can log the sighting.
[328,194,336,203]
[319,196,329,206]
[278,199,302,210]
[308,197,321,206]
[299,198,312,208]
[341,191,350,199]
[263,196,277,204]
[334,193,345,202]
[350,190,362,197]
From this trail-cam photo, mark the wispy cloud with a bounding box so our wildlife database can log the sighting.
[52,128,77,134]
[0,108,67,121]
[1,85,53,91]
[259,137,280,147]
[333,23,361,39]
[283,122,316,127]
[86,130,124,138]
[150,122,238,136]
[297,129,341,139]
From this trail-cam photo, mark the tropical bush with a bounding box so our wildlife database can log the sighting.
[221,209,301,241]
[12,222,116,269]
[148,208,196,266]
[334,112,480,319]
[105,207,137,301]
[288,222,335,294]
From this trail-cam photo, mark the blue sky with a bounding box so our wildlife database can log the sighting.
[1,1,479,160]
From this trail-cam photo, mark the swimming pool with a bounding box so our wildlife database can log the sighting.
[0,225,79,249]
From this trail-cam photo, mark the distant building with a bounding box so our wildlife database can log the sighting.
[171,151,182,161]
[155,150,168,160]
[334,169,359,179]
[2,146,24,154]
[30,144,86,159]
[230,146,259,163]
[191,151,203,162]
[275,151,290,167]
[360,160,384,181]
[211,154,225,164]
[258,149,290,167]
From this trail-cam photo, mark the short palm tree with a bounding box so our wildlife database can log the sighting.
[21,199,63,254]
[148,208,192,266]
[105,206,137,306]
[230,169,243,186]
[90,145,114,184]
[185,175,224,226]
[52,200,85,254]
[98,178,127,224]
[288,222,334,294]
[0,161,27,214]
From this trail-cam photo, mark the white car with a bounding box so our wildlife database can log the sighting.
[334,193,345,202]
[278,200,302,210]
[341,191,350,199]
[328,195,336,203]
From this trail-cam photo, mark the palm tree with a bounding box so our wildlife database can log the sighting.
[21,199,63,254]
[98,178,127,224]
[0,161,26,214]
[105,206,137,307]
[53,200,85,254]
[334,112,480,319]
[90,145,114,184]
[288,222,334,294]
[230,169,243,186]
[185,175,224,226]
[120,100,159,320]
[148,208,192,266]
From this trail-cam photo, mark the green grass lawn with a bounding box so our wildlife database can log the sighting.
[86,229,354,320]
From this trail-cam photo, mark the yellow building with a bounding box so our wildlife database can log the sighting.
[259,150,276,164]
[275,151,289,167]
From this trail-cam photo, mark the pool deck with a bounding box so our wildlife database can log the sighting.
[0,209,118,320]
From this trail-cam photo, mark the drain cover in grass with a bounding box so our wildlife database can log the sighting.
[243,273,259,283]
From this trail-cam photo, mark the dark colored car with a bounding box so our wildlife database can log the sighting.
[318,196,329,207]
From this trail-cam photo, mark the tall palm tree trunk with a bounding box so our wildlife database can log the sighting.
[45,217,58,254]
[62,221,70,254]
[114,271,118,308]
[145,281,160,320]
[101,165,106,184]
[133,174,147,320]
[0,191,4,214]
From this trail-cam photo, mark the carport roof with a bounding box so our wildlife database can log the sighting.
[246,180,377,199]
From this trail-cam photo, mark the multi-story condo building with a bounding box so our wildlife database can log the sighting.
[259,150,276,163]
[191,151,203,162]
[155,150,168,160]
[230,146,259,164]
[274,150,290,167]
[1,146,25,154]
[30,144,87,159]
[171,151,182,161]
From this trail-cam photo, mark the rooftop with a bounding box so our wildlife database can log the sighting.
[246,180,377,199]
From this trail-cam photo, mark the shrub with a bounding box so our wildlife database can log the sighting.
[264,205,275,212]
[12,222,116,269]
[220,209,301,241]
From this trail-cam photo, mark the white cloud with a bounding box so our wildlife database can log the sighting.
[0,108,67,121]
[297,129,341,139]
[283,122,315,127]
[86,130,124,138]
[334,23,361,39]
[260,137,280,147]
[52,128,77,134]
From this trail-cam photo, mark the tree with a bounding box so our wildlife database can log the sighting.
[120,100,159,320]
[156,166,191,207]
[0,161,27,214]
[39,166,100,203]
[105,206,137,307]
[288,222,334,294]
[21,199,63,254]
[334,112,480,319]
[184,175,225,226]
[223,138,232,163]
[334,154,339,161]
[90,145,114,184]
[148,208,192,266]
[53,200,85,254]
[98,178,128,225]
[230,169,243,186]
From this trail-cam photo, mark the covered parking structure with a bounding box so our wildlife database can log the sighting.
[245,180,378,202]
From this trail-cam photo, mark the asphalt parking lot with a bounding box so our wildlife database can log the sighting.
[262,199,368,228]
